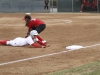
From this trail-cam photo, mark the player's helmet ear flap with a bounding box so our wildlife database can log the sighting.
[30,30,38,37]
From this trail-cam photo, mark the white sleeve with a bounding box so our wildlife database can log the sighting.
[34,38,38,41]
[26,36,34,45]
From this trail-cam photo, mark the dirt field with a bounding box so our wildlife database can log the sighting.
[0,13,100,75]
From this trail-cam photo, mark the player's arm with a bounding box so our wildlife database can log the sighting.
[31,43,46,48]
[37,40,50,47]
[25,27,32,38]
[37,40,46,46]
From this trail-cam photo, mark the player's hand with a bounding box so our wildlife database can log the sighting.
[42,46,46,48]
[46,44,50,47]
[42,44,50,48]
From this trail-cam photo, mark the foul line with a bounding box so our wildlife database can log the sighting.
[0,43,100,66]
[0,51,68,66]
[68,43,100,51]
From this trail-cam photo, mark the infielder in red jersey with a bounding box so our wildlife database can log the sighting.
[80,0,86,12]
[92,0,98,11]
[0,30,50,48]
[23,15,46,43]
[86,0,91,11]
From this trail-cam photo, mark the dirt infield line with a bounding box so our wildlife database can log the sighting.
[0,43,100,66]
[68,43,100,51]
[0,50,69,66]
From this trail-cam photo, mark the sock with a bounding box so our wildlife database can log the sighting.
[37,35,43,41]
[0,40,7,45]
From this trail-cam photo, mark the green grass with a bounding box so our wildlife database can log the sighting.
[47,60,100,75]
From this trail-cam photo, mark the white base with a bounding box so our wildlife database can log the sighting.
[66,45,84,50]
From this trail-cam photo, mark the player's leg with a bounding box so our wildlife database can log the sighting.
[0,40,16,46]
[7,37,22,46]
[0,39,18,46]
[0,40,8,45]
[47,6,49,9]
[36,35,47,44]
[44,6,46,9]
[35,24,47,43]
[36,24,46,34]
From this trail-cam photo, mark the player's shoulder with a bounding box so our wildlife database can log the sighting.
[25,36,30,40]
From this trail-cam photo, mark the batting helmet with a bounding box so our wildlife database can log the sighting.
[30,30,38,37]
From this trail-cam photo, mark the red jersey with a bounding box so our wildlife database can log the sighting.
[28,18,45,30]
[86,1,91,7]
[82,0,86,6]
[93,0,97,6]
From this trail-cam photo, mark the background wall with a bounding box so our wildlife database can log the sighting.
[0,0,99,13]
[57,0,81,12]
[57,0,100,12]
[0,0,50,13]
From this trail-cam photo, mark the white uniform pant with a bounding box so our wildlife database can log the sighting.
[7,37,25,46]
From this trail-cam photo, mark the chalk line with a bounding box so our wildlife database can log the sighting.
[84,43,100,48]
[0,51,68,66]
[0,43,100,66]
[68,43,100,51]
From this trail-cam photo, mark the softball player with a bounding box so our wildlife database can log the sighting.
[80,0,86,12]
[44,0,49,10]
[23,15,46,43]
[0,30,50,48]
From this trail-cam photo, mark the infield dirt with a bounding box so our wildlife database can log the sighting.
[0,13,100,75]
